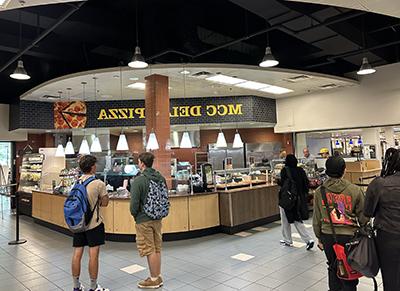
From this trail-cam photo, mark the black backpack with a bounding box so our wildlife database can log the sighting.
[279,167,298,210]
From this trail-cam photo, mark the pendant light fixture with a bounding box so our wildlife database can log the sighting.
[349,139,354,146]
[180,66,192,149]
[358,136,363,146]
[232,129,243,148]
[146,130,159,151]
[116,67,130,151]
[116,131,129,151]
[357,57,376,75]
[216,128,227,148]
[128,0,148,69]
[259,29,279,68]
[55,144,65,157]
[10,9,30,80]
[90,77,102,153]
[79,136,90,155]
[65,137,75,155]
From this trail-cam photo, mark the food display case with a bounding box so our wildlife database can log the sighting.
[213,166,269,190]
[19,153,44,193]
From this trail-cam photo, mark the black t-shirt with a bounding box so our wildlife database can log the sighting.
[365,174,400,235]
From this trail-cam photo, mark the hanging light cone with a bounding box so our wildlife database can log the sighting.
[146,132,159,151]
[180,132,192,148]
[357,57,376,75]
[65,139,75,155]
[90,136,102,153]
[128,46,148,69]
[335,140,342,148]
[10,60,30,80]
[232,130,244,148]
[349,139,354,146]
[116,133,129,151]
[358,137,363,145]
[55,144,65,157]
[216,130,227,148]
[79,138,90,155]
[259,47,279,68]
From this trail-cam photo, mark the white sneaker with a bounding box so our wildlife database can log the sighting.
[90,284,109,291]
[73,284,85,291]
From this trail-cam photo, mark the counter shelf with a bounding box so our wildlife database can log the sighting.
[213,166,270,191]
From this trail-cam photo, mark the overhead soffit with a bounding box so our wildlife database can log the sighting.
[20,63,358,102]
[0,0,83,11]
[286,0,400,18]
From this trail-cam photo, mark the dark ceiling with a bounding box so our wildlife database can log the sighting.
[0,0,399,104]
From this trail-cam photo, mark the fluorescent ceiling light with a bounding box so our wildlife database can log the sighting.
[0,0,11,8]
[180,70,191,75]
[206,74,246,85]
[129,77,139,81]
[127,82,146,90]
[235,81,268,90]
[259,85,294,95]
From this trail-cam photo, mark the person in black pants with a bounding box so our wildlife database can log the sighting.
[313,156,367,291]
[365,148,400,291]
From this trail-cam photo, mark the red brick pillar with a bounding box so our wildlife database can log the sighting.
[145,74,171,186]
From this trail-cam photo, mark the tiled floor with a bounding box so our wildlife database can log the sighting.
[0,199,382,290]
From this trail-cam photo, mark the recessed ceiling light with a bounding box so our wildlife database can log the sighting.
[127,82,146,90]
[259,85,293,95]
[129,77,139,81]
[113,75,119,78]
[180,70,191,75]
[101,95,113,99]
[235,81,268,90]
[206,74,246,85]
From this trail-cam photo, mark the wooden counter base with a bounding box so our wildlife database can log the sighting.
[32,184,280,240]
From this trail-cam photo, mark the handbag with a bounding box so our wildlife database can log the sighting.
[320,186,363,281]
[346,222,379,290]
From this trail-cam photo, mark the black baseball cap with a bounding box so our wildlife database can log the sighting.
[325,156,346,178]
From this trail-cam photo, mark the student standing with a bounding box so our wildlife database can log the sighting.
[71,155,109,291]
[279,154,314,250]
[130,152,168,289]
[364,148,400,291]
[313,156,367,291]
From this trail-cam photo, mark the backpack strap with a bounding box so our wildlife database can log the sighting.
[82,176,100,224]
[321,186,338,243]
[83,176,96,187]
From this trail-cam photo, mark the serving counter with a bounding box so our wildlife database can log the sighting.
[32,183,280,241]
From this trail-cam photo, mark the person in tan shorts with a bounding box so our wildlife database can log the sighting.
[130,152,167,289]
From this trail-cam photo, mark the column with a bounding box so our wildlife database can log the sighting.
[145,74,171,186]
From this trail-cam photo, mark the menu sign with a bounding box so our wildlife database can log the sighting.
[54,101,87,129]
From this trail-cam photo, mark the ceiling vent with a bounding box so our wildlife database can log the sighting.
[320,84,338,90]
[284,75,312,83]
[190,71,212,79]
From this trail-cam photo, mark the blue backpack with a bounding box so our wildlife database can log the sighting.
[143,179,170,220]
[64,176,98,233]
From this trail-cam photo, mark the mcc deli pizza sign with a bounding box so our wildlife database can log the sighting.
[54,101,243,129]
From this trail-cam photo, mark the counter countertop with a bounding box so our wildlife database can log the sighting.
[32,190,218,199]
[217,183,278,194]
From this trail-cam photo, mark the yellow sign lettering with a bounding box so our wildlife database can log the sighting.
[217,104,228,116]
[118,108,128,119]
[190,106,202,117]
[179,106,190,117]
[228,104,243,115]
[170,107,179,118]
[206,105,217,116]
[97,109,109,120]
[135,108,145,118]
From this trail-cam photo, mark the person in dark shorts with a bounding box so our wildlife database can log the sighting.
[71,155,109,291]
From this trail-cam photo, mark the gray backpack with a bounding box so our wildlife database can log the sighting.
[143,179,170,220]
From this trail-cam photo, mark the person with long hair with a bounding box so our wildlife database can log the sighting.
[278,154,314,250]
[365,148,400,291]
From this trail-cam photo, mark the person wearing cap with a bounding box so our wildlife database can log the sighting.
[313,156,367,291]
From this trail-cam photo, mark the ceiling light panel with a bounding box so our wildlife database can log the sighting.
[127,82,145,90]
[235,81,268,90]
[206,74,246,85]
[259,85,294,95]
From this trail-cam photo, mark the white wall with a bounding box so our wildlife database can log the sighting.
[275,62,400,133]
[0,104,27,141]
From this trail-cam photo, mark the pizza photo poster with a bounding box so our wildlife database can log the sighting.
[54,101,87,129]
